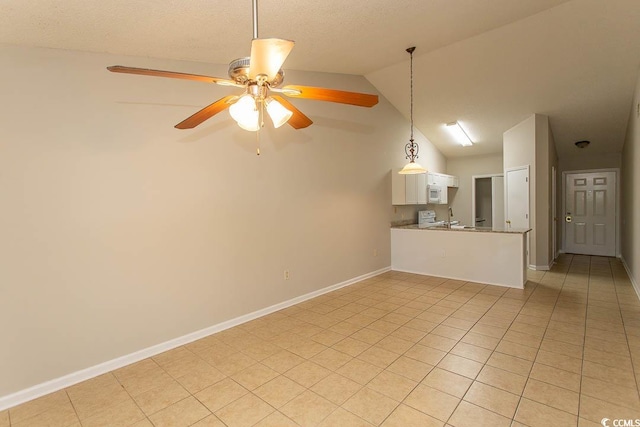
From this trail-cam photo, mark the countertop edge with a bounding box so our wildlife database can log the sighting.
[390,224,531,234]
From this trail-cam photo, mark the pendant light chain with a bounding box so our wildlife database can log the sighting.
[398,46,426,175]
[409,47,414,143]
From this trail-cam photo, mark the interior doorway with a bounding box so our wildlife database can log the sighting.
[472,174,504,227]
[563,170,617,256]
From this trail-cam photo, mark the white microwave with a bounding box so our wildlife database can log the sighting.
[428,185,447,204]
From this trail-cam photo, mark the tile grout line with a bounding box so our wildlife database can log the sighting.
[461,262,564,425]
[576,255,594,424]
[610,257,640,394]
[432,278,541,425]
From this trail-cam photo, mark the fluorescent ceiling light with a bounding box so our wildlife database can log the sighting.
[446,121,473,146]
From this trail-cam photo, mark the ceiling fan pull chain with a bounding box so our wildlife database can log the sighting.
[256,127,261,155]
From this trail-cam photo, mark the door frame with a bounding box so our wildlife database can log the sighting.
[561,168,620,257]
[552,166,557,260]
[471,173,504,227]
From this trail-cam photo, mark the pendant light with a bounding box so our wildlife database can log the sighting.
[399,47,426,175]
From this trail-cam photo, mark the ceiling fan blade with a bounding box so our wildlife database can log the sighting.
[249,38,294,81]
[107,65,239,86]
[175,95,237,129]
[271,96,313,129]
[282,85,379,107]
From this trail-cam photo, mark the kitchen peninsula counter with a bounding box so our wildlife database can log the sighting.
[391,224,530,288]
[392,224,530,234]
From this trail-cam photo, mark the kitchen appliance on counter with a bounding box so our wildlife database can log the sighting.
[419,210,460,228]
[418,210,438,228]
[418,210,436,228]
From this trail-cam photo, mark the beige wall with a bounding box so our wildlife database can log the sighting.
[503,114,556,269]
[548,127,559,260]
[621,69,640,290]
[0,46,445,398]
[446,154,503,226]
[504,115,537,265]
[534,114,557,269]
[559,152,621,174]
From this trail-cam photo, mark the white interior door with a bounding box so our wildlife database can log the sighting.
[564,171,616,256]
[505,166,530,229]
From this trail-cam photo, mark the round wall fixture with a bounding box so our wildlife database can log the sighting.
[575,140,590,148]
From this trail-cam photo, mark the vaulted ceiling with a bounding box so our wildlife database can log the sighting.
[1,0,639,158]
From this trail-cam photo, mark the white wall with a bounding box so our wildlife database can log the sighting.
[0,45,445,399]
[621,69,640,291]
[446,153,503,226]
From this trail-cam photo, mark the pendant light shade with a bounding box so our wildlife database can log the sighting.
[399,46,426,175]
[229,94,260,131]
[399,159,426,175]
[265,97,293,128]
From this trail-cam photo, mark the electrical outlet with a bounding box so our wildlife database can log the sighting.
[373,248,378,257]
[440,249,446,258]
[284,270,290,280]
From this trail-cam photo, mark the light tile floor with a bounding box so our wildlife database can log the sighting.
[4,254,640,426]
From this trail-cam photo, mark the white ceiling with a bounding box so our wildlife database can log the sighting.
[1,0,639,159]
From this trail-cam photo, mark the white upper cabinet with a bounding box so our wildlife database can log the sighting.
[392,170,457,205]
[392,169,427,205]
[427,172,459,188]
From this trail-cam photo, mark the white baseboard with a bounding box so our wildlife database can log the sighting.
[528,262,553,271]
[621,256,640,301]
[0,266,390,411]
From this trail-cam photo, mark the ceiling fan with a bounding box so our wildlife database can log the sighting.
[107,0,378,132]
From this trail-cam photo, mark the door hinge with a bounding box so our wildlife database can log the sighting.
[526,177,528,182]
[525,214,528,219]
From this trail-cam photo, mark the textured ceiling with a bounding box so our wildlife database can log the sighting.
[1,0,639,159]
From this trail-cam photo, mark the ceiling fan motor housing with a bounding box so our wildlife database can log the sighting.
[228,57,284,87]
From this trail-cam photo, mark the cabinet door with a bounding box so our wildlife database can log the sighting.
[417,173,427,204]
[405,174,418,204]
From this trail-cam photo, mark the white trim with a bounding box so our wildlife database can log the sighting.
[621,256,640,302]
[0,266,390,411]
[528,262,553,271]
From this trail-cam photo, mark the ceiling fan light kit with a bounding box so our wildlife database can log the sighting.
[106,0,378,140]
[399,46,427,175]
